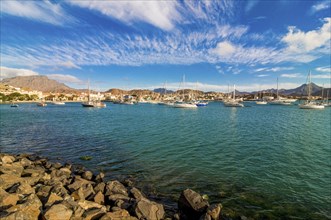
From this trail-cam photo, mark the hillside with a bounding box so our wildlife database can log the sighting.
[1,75,76,93]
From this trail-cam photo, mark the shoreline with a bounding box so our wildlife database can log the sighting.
[0,153,223,220]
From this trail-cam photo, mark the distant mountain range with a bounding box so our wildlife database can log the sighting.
[1,75,330,97]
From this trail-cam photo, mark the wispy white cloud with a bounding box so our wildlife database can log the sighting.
[255,67,294,72]
[60,61,81,69]
[257,74,269,77]
[0,66,38,80]
[47,74,83,84]
[245,0,259,13]
[312,74,331,79]
[68,1,181,31]
[146,81,301,92]
[280,73,302,78]
[311,1,330,14]
[210,41,279,65]
[0,1,73,25]
[316,66,331,73]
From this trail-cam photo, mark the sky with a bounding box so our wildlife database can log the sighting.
[0,0,330,92]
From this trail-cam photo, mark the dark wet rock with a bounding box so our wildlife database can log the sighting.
[134,197,165,220]
[44,203,73,220]
[95,172,105,183]
[50,182,69,198]
[82,170,94,180]
[130,187,144,200]
[178,189,209,220]
[200,213,212,220]
[207,204,222,220]
[35,185,53,204]
[105,180,128,196]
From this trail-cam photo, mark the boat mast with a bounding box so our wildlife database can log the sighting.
[182,74,185,101]
[276,77,279,99]
[233,84,236,100]
[88,80,90,102]
[308,71,311,101]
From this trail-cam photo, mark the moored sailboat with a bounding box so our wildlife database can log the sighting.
[223,85,244,107]
[299,71,324,109]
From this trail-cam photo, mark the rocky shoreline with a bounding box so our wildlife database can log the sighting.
[0,153,224,220]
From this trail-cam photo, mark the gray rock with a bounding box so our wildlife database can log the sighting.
[44,203,73,220]
[105,180,128,196]
[178,189,209,220]
[134,197,165,220]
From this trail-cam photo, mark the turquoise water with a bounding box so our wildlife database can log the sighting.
[1,102,330,219]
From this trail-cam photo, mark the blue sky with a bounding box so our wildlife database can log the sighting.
[0,0,330,92]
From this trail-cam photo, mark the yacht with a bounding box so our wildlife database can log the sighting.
[270,78,296,105]
[82,81,106,108]
[173,75,197,108]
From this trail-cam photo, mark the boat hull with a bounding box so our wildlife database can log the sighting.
[255,101,267,105]
[173,103,197,108]
[299,104,325,109]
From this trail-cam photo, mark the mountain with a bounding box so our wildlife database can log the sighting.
[153,88,174,94]
[1,75,76,93]
[281,83,321,96]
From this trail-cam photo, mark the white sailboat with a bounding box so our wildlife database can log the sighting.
[299,71,324,109]
[270,78,295,105]
[223,85,244,107]
[255,89,267,105]
[173,75,197,108]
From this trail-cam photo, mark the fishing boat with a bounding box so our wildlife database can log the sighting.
[223,85,244,107]
[299,71,324,109]
[173,75,197,108]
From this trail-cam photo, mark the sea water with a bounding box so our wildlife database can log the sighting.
[1,102,330,219]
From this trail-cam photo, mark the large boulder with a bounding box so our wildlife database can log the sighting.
[0,174,24,190]
[0,163,24,176]
[1,155,15,164]
[5,193,42,220]
[105,180,128,196]
[44,203,73,220]
[0,188,19,208]
[134,197,165,220]
[178,189,209,220]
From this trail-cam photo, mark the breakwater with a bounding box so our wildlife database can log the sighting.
[0,153,224,220]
